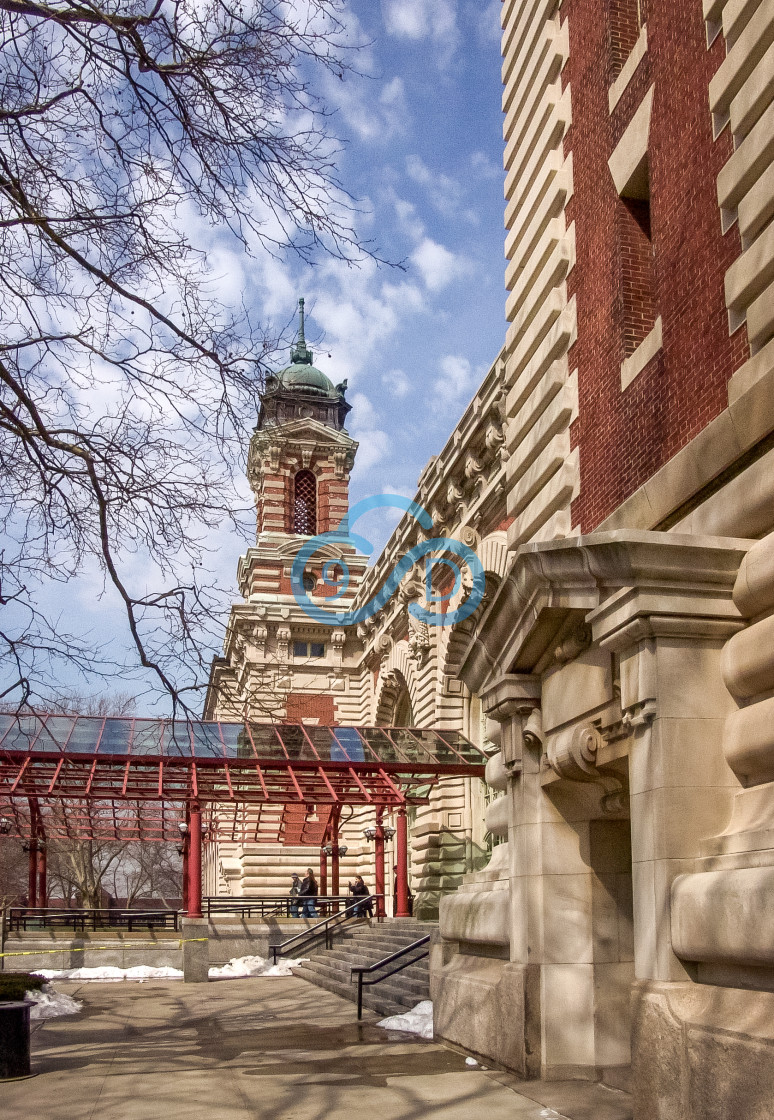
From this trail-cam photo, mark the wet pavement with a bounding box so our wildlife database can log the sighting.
[5,976,633,1119]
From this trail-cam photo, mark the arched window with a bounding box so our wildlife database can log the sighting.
[293,470,316,535]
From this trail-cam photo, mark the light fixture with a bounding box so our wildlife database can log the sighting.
[0,817,12,835]
[362,827,377,841]
[339,845,348,857]
[322,843,347,856]
[178,822,188,834]
[176,845,185,855]
[382,827,396,841]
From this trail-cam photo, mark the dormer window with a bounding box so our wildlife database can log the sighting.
[293,470,316,535]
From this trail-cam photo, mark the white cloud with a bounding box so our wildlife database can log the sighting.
[405,154,477,224]
[434,354,474,399]
[470,150,503,180]
[349,391,391,472]
[383,368,411,398]
[410,238,467,291]
[473,0,502,45]
[322,72,408,142]
[382,0,459,61]
[391,194,425,242]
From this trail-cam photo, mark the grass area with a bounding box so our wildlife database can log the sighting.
[0,971,45,1001]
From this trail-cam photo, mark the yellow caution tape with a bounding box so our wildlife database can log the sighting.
[0,937,208,959]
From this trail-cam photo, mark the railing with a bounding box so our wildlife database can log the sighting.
[351,934,431,1020]
[269,895,383,964]
[203,895,354,920]
[8,907,179,933]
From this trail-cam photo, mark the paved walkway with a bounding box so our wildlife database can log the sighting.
[8,977,632,1120]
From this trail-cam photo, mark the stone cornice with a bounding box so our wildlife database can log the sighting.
[459,530,753,693]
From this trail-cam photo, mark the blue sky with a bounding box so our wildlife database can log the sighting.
[8,0,507,713]
[270,0,506,549]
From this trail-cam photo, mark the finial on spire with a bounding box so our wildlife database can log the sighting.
[290,296,313,365]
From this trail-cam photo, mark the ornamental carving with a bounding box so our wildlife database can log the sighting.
[545,722,627,815]
[547,723,603,783]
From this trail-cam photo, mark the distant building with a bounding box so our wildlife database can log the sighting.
[208,0,774,1112]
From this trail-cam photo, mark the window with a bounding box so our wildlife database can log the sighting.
[293,641,325,659]
[608,0,645,81]
[617,193,656,358]
[293,470,316,535]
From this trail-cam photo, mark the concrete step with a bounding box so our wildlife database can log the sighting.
[296,959,429,1008]
[300,954,429,989]
[287,919,436,1015]
[320,949,429,978]
[291,964,410,1018]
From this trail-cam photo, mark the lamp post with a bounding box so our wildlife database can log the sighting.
[395,808,409,917]
[177,821,189,914]
[362,816,395,919]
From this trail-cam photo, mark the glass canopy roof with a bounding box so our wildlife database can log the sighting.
[0,715,485,768]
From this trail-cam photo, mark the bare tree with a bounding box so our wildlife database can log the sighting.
[0,0,372,712]
[0,835,27,907]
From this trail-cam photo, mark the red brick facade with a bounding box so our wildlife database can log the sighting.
[564,0,749,530]
[285,692,336,723]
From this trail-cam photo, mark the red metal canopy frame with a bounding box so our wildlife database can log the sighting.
[0,714,487,920]
[0,715,486,844]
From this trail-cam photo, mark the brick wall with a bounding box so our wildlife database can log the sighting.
[563,0,749,530]
[285,692,336,723]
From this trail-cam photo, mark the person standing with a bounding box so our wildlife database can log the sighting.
[289,873,301,917]
[298,867,318,918]
[348,874,372,918]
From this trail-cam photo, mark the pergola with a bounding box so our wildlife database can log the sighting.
[0,714,487,918]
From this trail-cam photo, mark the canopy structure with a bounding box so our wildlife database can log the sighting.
[0,714,487,844]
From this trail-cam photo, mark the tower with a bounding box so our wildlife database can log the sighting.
[206,298,367,727]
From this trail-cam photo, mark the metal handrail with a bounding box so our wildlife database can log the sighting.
[269,895,384,964]
[351,934,431,1020]
[204,895,354,921]
[9,906,179,933]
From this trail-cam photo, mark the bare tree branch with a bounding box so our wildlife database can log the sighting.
[0,0,375,711]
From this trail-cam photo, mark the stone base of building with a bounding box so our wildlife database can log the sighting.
[430,953,540,1078]
[632,980,774,1119]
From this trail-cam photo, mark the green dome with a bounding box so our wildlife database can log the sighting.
[277,361,335,396]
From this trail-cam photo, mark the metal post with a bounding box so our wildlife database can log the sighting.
[319,846,327,897]
[36,843,47,908]
[396,808,409,917]
[330,808,340,913]
[27,839,37,909]
[181,837,190,914]
[374,810,386,919]
[188,802,203,920]
[357,972,364,1020]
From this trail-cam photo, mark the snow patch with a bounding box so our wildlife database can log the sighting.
[25,985,82,1019]
[208,955,308,978]
[35,956,308,984]
[377,999,434,1040]
[465,1057,478,1066]
[34,965,184,982]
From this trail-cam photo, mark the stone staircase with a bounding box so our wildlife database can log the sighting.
[291,918,435,1017]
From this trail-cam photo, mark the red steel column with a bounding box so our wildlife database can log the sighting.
[27,839,38,909]
[36,843,47,908]
[330,809,340,912]
[374,811,386,918]
[188,802,203,919]
[395,808,409,917]
[181,838,190,913]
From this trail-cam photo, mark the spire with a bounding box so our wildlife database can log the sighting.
[290,297,313,365]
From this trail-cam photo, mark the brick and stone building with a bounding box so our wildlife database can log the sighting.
[207,0,774,1112]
